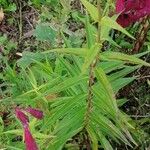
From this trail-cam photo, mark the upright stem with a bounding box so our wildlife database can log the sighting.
[85,0,101,127]
[132,15,150,53]
[82,1,102,149]
[84,1,101,149]
[97,0,101,43]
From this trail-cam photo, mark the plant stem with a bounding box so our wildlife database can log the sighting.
[97,0,101,43]
[132,15,150,53]
[84,1,102,148]
[85,0,101,126]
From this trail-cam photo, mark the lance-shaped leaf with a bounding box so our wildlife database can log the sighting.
[100,16,134,39]
[95,68,118,112]
[81,0,98,22]
[101,51,150,67]
[42,48,86,56]
[97,131,113,150]
[87,126,98,150]
[82,44,101,74]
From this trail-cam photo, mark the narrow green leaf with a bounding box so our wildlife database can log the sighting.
[42,48,86,56]
[3,129,22,135]
[48,107,85,150]
[87,126,98,150]
[95,68,118,111]
[46,76,88,94]
[0,117,4,133]
[100,24,120,47]
[99,61,124,74]
[33,132,54,139]
[93,87,116,116]
[112,77,135,93]
[117,99,128,107]
[134,50,150,57]
[97,131,113,150]
[101,51,150,67]
[101,16,134,39]
[16,77,61,98]
[91,111,130,146]
[41,94,86,130]
[109,66,139,82]
[81,0,98,22]
[5,146,22,150]
[27,68,37,88]
[82,44,101,74]
[85,14,96,48]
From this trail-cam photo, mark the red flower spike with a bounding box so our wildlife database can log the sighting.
[24,126,39,150]
[116,0,150,27]
[15,108,29,126]
[25,107,44,120]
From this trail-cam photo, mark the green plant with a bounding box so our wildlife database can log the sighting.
[0,0,150,150]
[0,0,16,12]
[0,34,17,73]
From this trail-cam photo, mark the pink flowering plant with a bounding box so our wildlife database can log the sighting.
[116,0,150,27]
[15,107,44,150]
[0,0,150,150]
